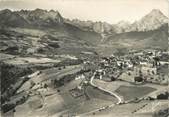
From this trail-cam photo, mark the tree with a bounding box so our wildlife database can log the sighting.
[147,70,150,74]
[153,57,160,66]
[152,70,155,75]
[30,80,35,88]
[157,92,168,100]
[58,67,62,70]
[44,83,48,89]
[1,103,15,113]
[111,76,116,81]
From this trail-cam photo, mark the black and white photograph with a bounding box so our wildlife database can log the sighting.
[0,0,168,117]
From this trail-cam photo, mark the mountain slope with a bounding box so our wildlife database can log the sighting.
[113,21,131,33]
[105,24,168,49]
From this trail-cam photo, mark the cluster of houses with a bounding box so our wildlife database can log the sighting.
[87,49,168,84]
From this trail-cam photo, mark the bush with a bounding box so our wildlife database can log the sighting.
[44,83,48,88]
[152,70,155,75]
[128,72,131,76]
[58,67,62,70]
[157,92,168,100]
[1,103,15,113]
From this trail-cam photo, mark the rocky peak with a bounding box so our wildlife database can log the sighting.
[19,9,64,25]
[130,9,168,31]
[0,9,12,14]
[0,9,28,27]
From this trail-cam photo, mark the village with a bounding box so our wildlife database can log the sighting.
[76,48,169,116]
[1,48,169,117]
[81,49,168,84]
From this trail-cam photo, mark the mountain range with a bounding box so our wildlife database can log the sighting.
[0,9,168,56]
[0,9,168,33]
[0,9,64,28]
[65,9,168,33]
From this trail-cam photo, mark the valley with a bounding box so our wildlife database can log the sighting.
[0,8,168,117]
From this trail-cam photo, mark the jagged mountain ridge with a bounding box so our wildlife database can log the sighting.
[16,9,64,26]
[0,9,64,27]
[65,19,114,34]
[0,9,28,27]
[65,9,168,33]
[0,8,168,33]
[0,8,103,44]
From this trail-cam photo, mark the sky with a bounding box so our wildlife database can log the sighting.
[0,0,168,24]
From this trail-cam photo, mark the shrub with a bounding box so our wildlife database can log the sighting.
[128,72,131,76]
[157,92,168,100]
[1,103,15,113]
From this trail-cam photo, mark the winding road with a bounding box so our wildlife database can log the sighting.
[90,72,123,105]
[79,72,123,116]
